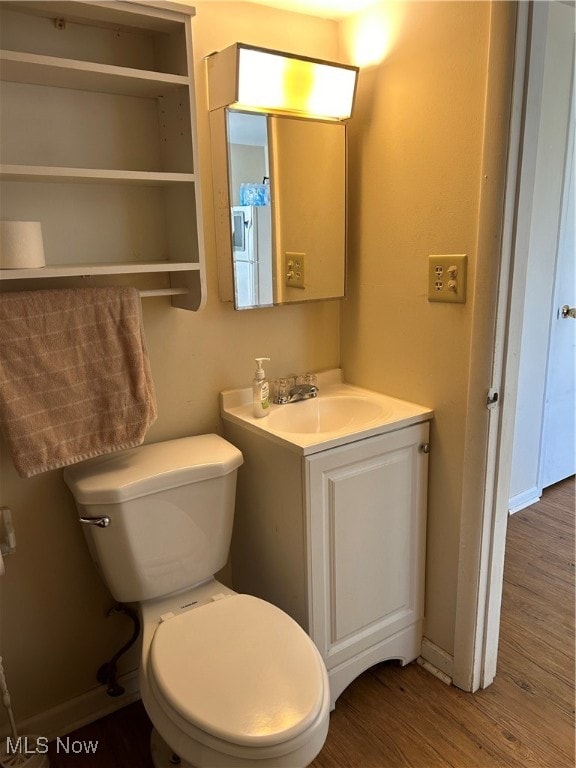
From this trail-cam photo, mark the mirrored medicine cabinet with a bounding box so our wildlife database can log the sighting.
[206,43,357,310]
[209,109,347,309]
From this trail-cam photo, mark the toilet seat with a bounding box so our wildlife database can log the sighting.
[149,594,326,750]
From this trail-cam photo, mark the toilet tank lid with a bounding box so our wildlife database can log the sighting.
[63,435,243,504]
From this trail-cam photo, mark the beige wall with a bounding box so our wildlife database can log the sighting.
[0,2,341,726]
[340,0,502,658]
[0,0,515,729]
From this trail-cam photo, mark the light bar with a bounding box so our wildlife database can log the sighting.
[207,43,358,121]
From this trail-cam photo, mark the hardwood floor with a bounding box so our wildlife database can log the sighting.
[48,476,575,768]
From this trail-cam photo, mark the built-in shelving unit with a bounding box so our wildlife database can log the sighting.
[0,1,206,310]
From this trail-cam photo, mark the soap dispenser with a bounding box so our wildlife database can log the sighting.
[253,357,271,418]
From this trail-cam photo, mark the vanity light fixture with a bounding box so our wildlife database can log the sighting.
[206,43,358,121]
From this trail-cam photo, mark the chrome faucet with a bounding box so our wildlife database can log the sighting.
[273,382,319,405]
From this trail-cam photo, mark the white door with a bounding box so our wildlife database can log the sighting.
[540,101,575,488]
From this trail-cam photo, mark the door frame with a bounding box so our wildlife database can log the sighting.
[453,0,574,691]
[451,0,527,691]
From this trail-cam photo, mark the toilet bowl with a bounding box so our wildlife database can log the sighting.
[141,584,329,768]
[64,435,330,767]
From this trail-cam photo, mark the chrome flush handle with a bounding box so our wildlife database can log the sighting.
[79,516,110,528]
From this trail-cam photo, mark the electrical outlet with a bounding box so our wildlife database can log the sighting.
[428,254,467,303]
[286,252,306,289]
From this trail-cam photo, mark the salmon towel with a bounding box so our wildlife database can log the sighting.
[0,287,157,478]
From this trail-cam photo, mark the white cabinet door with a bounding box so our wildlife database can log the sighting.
[306,423,429,682]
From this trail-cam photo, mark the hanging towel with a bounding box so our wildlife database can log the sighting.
[0,286,157,478]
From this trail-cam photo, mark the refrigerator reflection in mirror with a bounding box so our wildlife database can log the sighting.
[231,205,273,308]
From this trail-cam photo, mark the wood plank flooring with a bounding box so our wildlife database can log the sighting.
[48,476,575,768]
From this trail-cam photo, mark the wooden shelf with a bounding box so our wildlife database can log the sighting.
[0,164,196,185]
[0,263,200,279]
[140,287,189,298]
[0,50,190,98]
[0,1,193,34]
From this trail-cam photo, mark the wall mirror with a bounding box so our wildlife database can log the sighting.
[209,107,347,309]
[206,43,357,311]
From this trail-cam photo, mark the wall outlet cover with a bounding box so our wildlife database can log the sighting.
[285,252,306,289]
[428,254,467,303]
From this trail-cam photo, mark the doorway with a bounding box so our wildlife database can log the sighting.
[453,0,575,692]
[509,0,575,513]
[478,0,575,690]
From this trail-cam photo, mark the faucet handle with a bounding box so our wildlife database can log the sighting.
[295,373,318,386]
[275,377,291,400]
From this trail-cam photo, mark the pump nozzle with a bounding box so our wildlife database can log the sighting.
[254,357,270,380]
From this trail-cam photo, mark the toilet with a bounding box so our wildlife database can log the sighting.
[63,434,330,768]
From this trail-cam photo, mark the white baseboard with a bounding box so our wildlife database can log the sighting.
[3,670,140,742]
[419,637,453,683]
[508,486,541,514]
[417,656,452,685]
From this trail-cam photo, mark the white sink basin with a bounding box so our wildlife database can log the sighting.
[221,369,433,455]
[266,395,388,434]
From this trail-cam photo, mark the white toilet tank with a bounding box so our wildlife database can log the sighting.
[63,435,243,603]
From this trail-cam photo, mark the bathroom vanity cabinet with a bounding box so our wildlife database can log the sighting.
[221,376,431,705]
[0,1,205,310]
